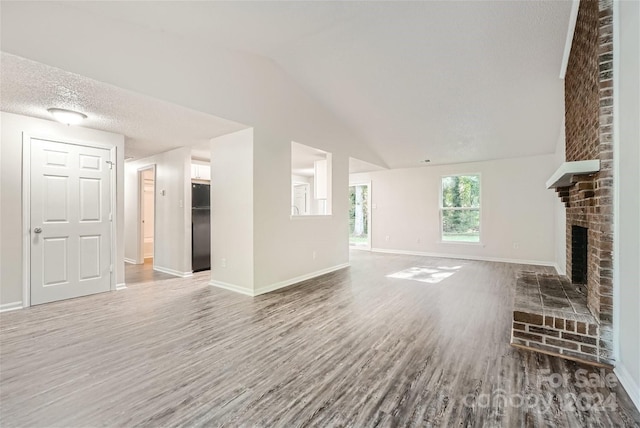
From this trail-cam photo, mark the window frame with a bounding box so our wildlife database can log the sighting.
[439,173,482,244]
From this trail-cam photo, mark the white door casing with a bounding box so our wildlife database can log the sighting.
[29,138,112,305]
[293,183,308,215]
[143,178,154,258]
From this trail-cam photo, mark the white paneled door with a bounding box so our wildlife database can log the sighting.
[30,139,112,305]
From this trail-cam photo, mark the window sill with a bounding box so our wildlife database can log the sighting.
[290,215,333,220]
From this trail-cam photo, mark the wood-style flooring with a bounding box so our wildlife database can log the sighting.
[1,251,639,427]
[125,258,177,285]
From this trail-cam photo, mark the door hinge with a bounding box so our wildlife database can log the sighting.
[109,213,113,221]
[110,264,113,273]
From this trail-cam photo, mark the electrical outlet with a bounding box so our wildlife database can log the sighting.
[221,258,227,268]
[385,235,390,242]
[513,242,520,250]
[417,238,421,244]
[312,251,317,260]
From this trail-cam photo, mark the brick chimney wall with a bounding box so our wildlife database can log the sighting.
[562,0,614,361]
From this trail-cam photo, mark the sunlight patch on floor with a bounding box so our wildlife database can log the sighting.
[387,266,461,284]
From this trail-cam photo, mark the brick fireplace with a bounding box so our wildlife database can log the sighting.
[511,0,614,365]
[563,0,614,337]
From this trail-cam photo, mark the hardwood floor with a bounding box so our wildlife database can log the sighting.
[1,251,638,427]
[125,258,177,285]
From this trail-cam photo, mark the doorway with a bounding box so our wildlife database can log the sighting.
[292,182,310,215]
[138,166,156,265]
[349,183,371,250]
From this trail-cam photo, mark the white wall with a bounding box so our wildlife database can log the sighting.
[210,129,254,293]
[350,154,557,264]
[614,0,640,410]
[0,112,125,306]
[253,129,350,293]
[124,147,192,276]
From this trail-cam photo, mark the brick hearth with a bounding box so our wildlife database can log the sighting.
[511,272,612,365]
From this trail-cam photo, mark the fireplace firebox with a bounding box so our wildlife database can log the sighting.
[571,226,588,285]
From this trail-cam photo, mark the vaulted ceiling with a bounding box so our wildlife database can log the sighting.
[1,1,572,168]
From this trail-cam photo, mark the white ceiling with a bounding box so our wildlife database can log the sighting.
[60,1,573,167]
[291,142,327,177]
[349,157,386,175]
[0,53,248,160]
[1,1,572,167]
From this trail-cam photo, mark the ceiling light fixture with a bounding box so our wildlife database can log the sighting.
[47,108,87,125]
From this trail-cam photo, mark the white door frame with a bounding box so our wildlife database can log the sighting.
[349,181,372,251]
[22,133,118,308]
[291,181,310,215]
[137,164,156,265]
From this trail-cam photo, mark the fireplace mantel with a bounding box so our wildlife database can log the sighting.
[546,160,600,189]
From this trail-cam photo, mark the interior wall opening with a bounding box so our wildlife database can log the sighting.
[291,141,332,216]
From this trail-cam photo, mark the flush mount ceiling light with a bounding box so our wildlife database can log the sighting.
[47,108,87,125]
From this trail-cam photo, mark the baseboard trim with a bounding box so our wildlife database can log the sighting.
[370,248,556,267]
[124,258,137,265]
[209,280,254,297]
[209,263,351,297]
[254,263,351,296]
[615,363,640,411]
[116,283,127,291]
[0,301,23,313]
[153,266,193,278]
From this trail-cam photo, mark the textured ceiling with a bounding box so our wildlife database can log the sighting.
[1,1,572,167]
[0,53,248,160]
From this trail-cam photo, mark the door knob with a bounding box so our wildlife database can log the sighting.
[33,227,42,234]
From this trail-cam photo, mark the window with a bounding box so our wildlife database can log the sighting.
[440,174,480,243]
[291,142,332,216]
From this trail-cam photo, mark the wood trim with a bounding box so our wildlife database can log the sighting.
[209,263,351,297]
[370,248,557,268]
[559,0,581,79]
[0,301,23,313]
[209,280,254,297]
[153,265,193,278]
[615,363,640,411]
[254,263,350,296]
[22,133,31,308]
